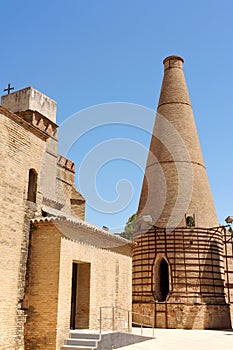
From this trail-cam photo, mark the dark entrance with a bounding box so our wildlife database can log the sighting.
[153,257,169,302]
[70,262,78,329]
[159,258,169,301]
[70,262,91,329]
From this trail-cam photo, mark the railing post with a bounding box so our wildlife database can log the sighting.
[100,307,102,334]
[127,310,130,333]
[112,306,115,331]
[99,306,155,337]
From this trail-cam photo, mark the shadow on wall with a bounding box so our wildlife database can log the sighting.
[202,241,230,329]
[182,305,200,329]
[21,200,38,348]
[201,242,225,303]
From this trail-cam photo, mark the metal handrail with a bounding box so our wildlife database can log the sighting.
[99,306,154,338]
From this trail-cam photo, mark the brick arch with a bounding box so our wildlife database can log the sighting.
[152,255,170,302]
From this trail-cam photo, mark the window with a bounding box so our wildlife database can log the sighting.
[27,169,37,203]
[186,215,195,227]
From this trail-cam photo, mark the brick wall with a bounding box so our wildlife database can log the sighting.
[0,88,101,350]
[133,302,231,329]
[134,56,228,330]
[55,156,85,219]
[0,98,92,349]
[0,107,47,349]
[25,226,61,350]
[224,229,233,323]
[138,56,218,228]
[26,221,132,350]
[133,227,231,329]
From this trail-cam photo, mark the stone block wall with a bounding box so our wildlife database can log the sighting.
[1,87,57,123]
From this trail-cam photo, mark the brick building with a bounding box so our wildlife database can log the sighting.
[133,56,233,329]
[1,55,233,350]
[0,87,132,349]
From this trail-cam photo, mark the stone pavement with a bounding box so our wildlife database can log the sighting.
[120,328,233,350]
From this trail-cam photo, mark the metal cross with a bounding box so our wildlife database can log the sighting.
[4,83,14,94]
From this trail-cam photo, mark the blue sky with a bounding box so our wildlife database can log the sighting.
[2,0,233,231]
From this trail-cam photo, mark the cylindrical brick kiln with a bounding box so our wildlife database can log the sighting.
[132,56,231,329]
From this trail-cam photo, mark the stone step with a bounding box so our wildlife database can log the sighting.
[66,338,98,347]
[61,346,94,350]
[70,332,100,340]
[62,330,154,350]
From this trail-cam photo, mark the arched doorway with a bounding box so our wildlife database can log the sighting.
[153,257,169,302]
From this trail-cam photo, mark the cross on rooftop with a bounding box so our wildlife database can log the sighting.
[4,83,14,95]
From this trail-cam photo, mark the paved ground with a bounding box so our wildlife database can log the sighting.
[120,328,233,350]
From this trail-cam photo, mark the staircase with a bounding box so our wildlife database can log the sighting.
[61,331,100,350]
[61,330,153,350]
[61,307,154,349]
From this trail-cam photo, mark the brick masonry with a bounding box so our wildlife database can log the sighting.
[133,227,231,329]
[0,105,47,349]
[138,56,218,228]
[1,57,233,350]
[134,56,233,329]
[0,89,131,349]
[25,221,132,350]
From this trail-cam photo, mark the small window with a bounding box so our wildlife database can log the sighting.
[186,215,195,228]
[27,169,37,203]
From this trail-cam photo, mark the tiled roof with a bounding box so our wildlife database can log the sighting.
[31,214,129,244]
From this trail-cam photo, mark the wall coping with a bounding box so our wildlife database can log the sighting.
[31,215,132,246]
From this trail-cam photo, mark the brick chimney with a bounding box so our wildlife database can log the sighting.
[133,57,230,330]
[138,55,218,228]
